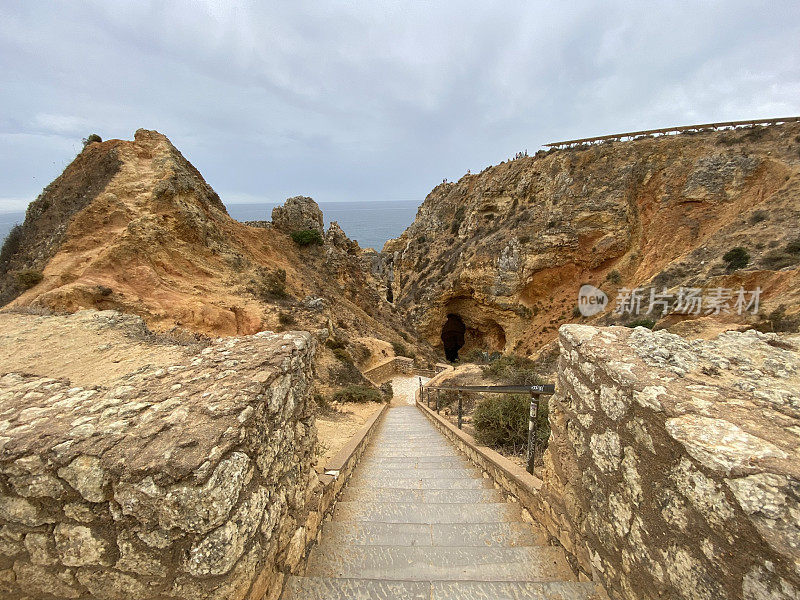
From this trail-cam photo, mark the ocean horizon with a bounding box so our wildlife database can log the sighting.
[0,200,420,252]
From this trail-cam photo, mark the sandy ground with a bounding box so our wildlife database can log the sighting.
[0,311,191,387]
[315,402,383,465]
[315,374,430,465]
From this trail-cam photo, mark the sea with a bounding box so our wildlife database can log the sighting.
[0,200,420,252]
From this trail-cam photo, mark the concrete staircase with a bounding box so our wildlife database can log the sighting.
[282,406,597,599]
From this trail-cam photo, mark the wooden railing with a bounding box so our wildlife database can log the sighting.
[545,115,800,149]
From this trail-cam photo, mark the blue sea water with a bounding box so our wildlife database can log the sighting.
[0,200,419,252]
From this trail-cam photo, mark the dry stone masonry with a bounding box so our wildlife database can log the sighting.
[546,324,800,600]
[0,311,320,600]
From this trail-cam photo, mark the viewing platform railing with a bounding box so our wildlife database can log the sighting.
[545,115,800,149]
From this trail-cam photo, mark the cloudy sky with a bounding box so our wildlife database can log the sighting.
[1,1,799,213]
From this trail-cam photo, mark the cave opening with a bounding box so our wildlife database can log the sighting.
[441,313,466,362]
[386,285,393,303]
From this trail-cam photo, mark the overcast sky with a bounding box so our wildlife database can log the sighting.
[1,1,799,213]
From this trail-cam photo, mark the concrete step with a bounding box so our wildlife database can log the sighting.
[339,486,505,504]
[331,501,523,524]
[358,456,472,467]
[319,520,548,547]
[345,474,494,490]
[354,465,482,479]
[305,544,576,582]
[282,577,600,600]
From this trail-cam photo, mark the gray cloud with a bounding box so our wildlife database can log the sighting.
[1,1,799,212]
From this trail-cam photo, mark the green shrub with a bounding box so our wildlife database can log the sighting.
[248,268,287,300]
[391,341,415,358]
[626,318,656,329]
[290,229,323,246]
[749,210,768,224]
[332,347,353,364]
[14,269,43,289]
[473,394,528,450]
[278,311,296,326]
[332,385,383,403]
[379,382,393,400]
[82,133,102,147]
[606,269,621,284]
[722,247,750,271]
[0,224,23,272]
[761,238,800,270]
[482,354,541,386]
[760,305,800,333]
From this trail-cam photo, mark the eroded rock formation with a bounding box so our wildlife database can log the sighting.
[385,122,800,359]
[547,324,799,600]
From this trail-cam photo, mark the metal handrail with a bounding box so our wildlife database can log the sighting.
[418,379,555,474]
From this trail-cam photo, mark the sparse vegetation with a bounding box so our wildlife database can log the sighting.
[391,340,415,359]
[248,268,287,300]
[760,238,800,270]
[278,311,296,326]
[626,318,656,329]
[482,354,541,386]
[290,229,323,246]
[450,207,465,234]
[473,394,528,451]
[379,382,393,400]
[722,247,750,271]
[332,347,353,364]
[332,385,384,403]
[749,210,769,224]
[82,133,102,147]
[759,304,800,333]
[14,269,43,289]
[606,269,621,284]
[0,224,23,272]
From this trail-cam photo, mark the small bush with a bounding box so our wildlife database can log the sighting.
[14,269,43,289]
[749,210,769,224]
[82,133,102,147]
[313,392,332,412]
[473,394,528,450]
[332,347,352,364]
[278,311,296,326]
[325,337,346,350]
[391,341,415,359]
[626,318,656,329]
[760,305,800,333]
[606,269,621,284]
[379,382,393,400]
[722,247,750,271]
[248,268,287,300]
[290,229,323,246]
[0,224,23,272]
[332,385,383,404]
[482,354,541,386]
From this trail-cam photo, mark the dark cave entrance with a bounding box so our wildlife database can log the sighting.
[441,314,466,362]
[386,285,393,303]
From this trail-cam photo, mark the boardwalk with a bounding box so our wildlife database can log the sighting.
[283,406,598,599]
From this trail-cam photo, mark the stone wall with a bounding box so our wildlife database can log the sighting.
[0,322,321,600]
[549,324,800,600]
[362,356,415,384]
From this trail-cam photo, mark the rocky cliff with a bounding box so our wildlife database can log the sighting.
[385,122,800,359]
[0,129,434,394]
[549,324,799,600]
